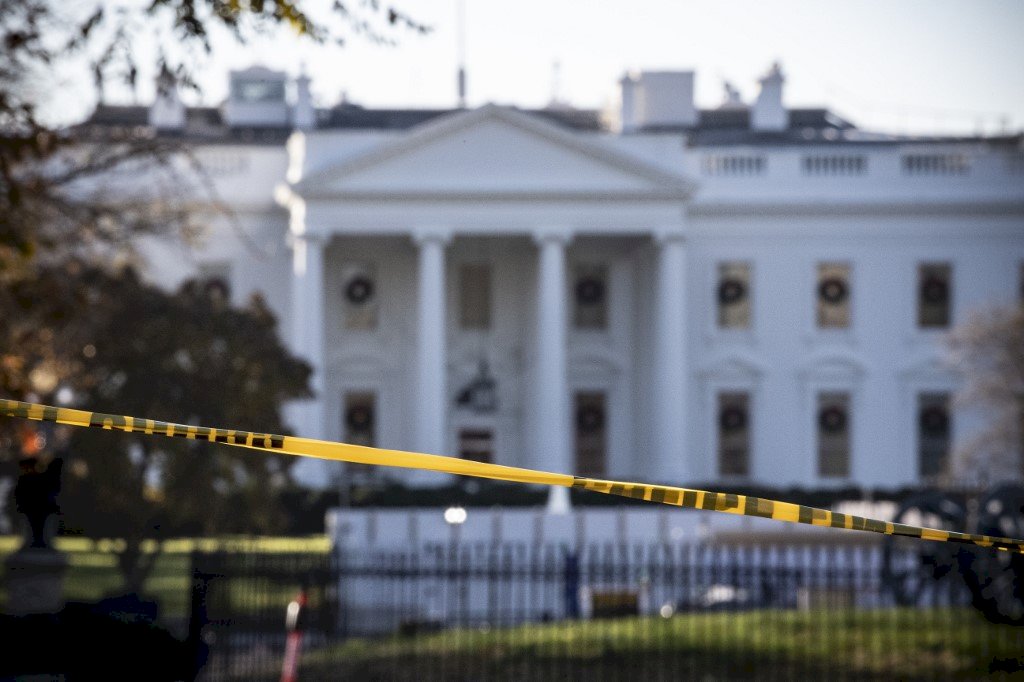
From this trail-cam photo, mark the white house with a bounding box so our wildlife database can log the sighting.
[82,64,1024,491]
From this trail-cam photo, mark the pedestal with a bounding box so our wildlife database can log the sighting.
[4,546,68,615]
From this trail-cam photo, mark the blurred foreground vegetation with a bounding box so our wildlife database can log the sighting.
[0,535,328,622]
[303,609,1024,680]
[3,535,1021,679]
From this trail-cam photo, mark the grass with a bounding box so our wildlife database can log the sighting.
[296,608,1024,681]
[60,551,194,618]
[0,535,331,555]
[0,535,329,624]
[4,536,1022,678]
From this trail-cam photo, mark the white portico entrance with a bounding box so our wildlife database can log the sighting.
[280,105,696,485]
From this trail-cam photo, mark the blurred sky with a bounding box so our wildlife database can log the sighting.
[55,0,1024,136]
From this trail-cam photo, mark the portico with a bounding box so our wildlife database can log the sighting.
[280,105,696,483]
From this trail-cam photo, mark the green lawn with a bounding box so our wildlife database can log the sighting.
[297,609,1024,681]
[4,537,1023,679]
[0,535,329,624]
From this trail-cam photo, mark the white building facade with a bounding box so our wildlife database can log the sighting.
[87,65,1024,490]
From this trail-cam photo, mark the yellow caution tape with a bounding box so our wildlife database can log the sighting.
[3,398,1023,554]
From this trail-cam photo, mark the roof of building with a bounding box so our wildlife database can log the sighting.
[78,102,1021,149]
[81,105,294,144]
[79,102,607,144]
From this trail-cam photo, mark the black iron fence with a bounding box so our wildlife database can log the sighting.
[193,542,1024,681]
[337,542,961,633]
[193,551,337,681]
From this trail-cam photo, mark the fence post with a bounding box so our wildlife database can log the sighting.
[187,552,211,680]
[563,549,580,619]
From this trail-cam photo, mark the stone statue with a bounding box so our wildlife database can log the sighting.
[14,456,63,549]
[6,452,68,616]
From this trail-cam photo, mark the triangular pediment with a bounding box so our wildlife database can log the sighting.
[293,105,695,200]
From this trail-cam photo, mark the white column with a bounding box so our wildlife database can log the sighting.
[533,229,572,477]
[289,233,327,440]
[414,229,450,458]
[651,229,689,482]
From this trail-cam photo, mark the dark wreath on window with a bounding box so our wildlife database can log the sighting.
[818,406,847,433]
[576,405,604,433]
[345,276,375,305]
[818,277,848,304]
[919,406,949,435]
[575,277,605,306]
[346,405,374,432]
[719,406,747,432]
[921,275,948,304]
[718,279,746,305]
[201,277,231,302]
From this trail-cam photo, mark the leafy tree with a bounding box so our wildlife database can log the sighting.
[0,1,426,543]
[35,263,312,593]
[948,304,1024,483]
[1,0,427,400]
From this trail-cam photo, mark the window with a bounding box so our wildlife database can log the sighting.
[702,155,766,176]
[717,262,751,329]
[341,262,378,331]
[802,155,866,176]
[458,429,493,463]
[817,263,851,328]
[458,263,491,330]
[918,263,951,328]
[572,264,608,330]
[817,392,850,478]
[918,393,951,478]
[343,392,375,447]
[231,78,286,103]
[902,154,970,176]
[718,392,750,477]
[197,262,231,302]
[574,392,606,477]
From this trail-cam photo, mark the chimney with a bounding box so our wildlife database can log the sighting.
[619,73,639,133]
[618,71,696,133]
[148,68,186,131]
[293,71,315,131]
[751,62,788,132]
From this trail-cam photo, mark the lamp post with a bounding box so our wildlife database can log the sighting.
[443,506,468,625]
[444,505,468,544]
